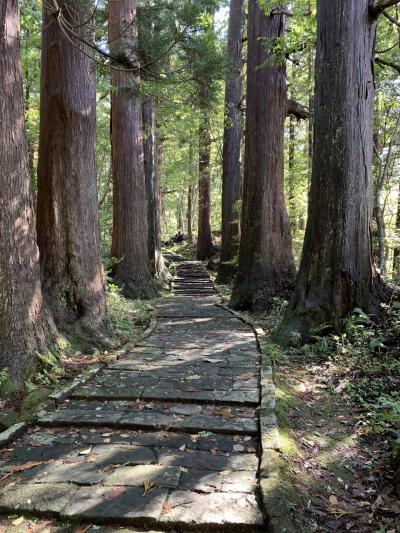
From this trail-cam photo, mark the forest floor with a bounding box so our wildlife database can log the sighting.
[211,274,400,532]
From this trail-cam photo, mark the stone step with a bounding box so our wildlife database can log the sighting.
[0,426,262,531]
[39,402,258,435]
[0,483,263,530]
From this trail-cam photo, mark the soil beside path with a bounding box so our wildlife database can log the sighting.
[0,254,266,532]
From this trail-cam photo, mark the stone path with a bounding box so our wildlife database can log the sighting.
[0,255,265,531]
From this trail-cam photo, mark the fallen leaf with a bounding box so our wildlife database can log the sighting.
[179,444,186,451]
[143,480,155,496]
[79,447,92,456]
[100,464,116,473]
[162,502,173,515]
[73,525,91,533]
[104,486,126,499]
[219,470,232,476]
[214,409,232,418]
[12,517,25,526]
[180,387,200,393]
[329,495,338,505]
[6,461,53,473]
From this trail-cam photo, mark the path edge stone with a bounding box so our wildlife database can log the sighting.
[216,303,299,533]
[0,312,158,447]
[0,422,27,447]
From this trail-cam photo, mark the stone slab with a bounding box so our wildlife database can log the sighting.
[104,465,181,488]
[159,490,264,528]
[61,485,168,522]
[0,482,78,514]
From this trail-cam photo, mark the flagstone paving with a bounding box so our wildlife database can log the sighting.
[0,255,265,531]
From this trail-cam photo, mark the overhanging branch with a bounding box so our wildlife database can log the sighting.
[382,9,400,26]
[375,56,400,73]
[287,100,310,120]
[370,0,400,16]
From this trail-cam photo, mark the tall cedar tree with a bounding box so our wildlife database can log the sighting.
[277,0,395,343]
[143,99,165,277]
[0,0,50,384]
[109,0,157,298]
[196,5,217,261]
[230,1,295,309]
[37,0,107,337]
[197,110,214,260]
[216,0,244,283]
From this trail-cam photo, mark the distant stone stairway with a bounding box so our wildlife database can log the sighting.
[0,254,265,532]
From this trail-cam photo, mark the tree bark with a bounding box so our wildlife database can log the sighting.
[0,0,50,385]
[277,0,389,344]
[217,0,244,283]
[393,181,400,275]
[187,183,193,241]
[143,98,165,277]
[37,0,107,336]
[288,112,296,232]
[196,111,214,260]
[109,0,157,298]
[230,1,295,310]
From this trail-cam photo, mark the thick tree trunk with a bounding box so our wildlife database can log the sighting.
[230,2,295,310]
[196,112,214,260]
[217,0,244,283]
[0,0,50,385]
[37,0,107,336]
[109,0,157,298]
[277,0,388,344]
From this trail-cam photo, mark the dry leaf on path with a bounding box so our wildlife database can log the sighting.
[73,525,91,533]
[143,480,155,496]
[79,447,92,456]
[6,461,53,473]
[104,486,126,499]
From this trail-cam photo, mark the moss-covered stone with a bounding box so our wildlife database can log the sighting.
[0,409,19,430]
[20,388,52,416]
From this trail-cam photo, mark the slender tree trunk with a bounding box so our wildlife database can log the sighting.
[288,113,296,232]
[0,0,51,385]
[196,111,214,260]
[24,78,35,181]
[374,185,386,272]
[109,0,156,298]
[277,0,389,344]
[217,0,244,283]
[143,98,164,276]
[37,0,107,336]
[187,183,193,241]
[393,182,400,275]
[230,2,295,310]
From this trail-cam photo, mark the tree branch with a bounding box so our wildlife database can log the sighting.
[375,56,400,74]
[382,9,400,26]
[370,0,400,16]
[287,100,310,120]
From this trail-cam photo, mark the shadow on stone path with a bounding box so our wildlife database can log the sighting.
[0,254,265,532]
